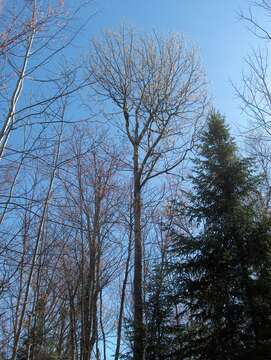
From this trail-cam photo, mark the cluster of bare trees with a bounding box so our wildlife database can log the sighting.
[0,1,209,360]
[88,28,207,360]
[0,11,206,359]
[2,0,271,359]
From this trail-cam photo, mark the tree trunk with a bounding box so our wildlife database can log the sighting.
[114,223,132,360]
[133,145,144,360]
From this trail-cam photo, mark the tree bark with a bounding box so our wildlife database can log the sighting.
[133,144,144,360]
[114,222,132,360]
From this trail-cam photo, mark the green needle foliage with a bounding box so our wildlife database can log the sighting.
[134,112,271,360]
[155,112,271,359]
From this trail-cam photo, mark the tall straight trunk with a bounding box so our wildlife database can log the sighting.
[81,188,101,360]
[114,226,132,360]
[68,288,76,360]
[133,144,144,360]
[88,190,101,356]
[99,289,107,360]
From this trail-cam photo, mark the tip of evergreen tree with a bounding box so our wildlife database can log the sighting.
[200,110,235,150]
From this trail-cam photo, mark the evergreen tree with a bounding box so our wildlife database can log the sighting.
[144,263,183,360]
[169,112,271,359]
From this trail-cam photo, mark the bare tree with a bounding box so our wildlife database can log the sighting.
[240,1,271,41]
[236,48,271,136]
[56,126,124,359]
[237,0,271,206]
[237,1,271,136]
[0,3,95,355]
[88,27,207,360]
[0,0,93,180]
[10,100,65,360]
[114,188,133,360]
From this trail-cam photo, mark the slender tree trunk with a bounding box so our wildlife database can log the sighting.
[68,292,76,360]
[99,289,107,360]
[0,1,36,160]
[133,144,144,360]
[114,224,132,360]
[88,191,101,357]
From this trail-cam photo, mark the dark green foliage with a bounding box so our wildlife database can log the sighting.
[168,112,271,359]
[144,264,181,359]
[131,112,271,359]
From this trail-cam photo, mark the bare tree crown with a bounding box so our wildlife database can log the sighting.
[88,28,207,183]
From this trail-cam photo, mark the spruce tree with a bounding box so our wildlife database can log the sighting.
[144,263,186,360]
[144,264,173,359]
[169,112,271,359]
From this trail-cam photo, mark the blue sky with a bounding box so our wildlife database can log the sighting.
[73,0,262,135]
